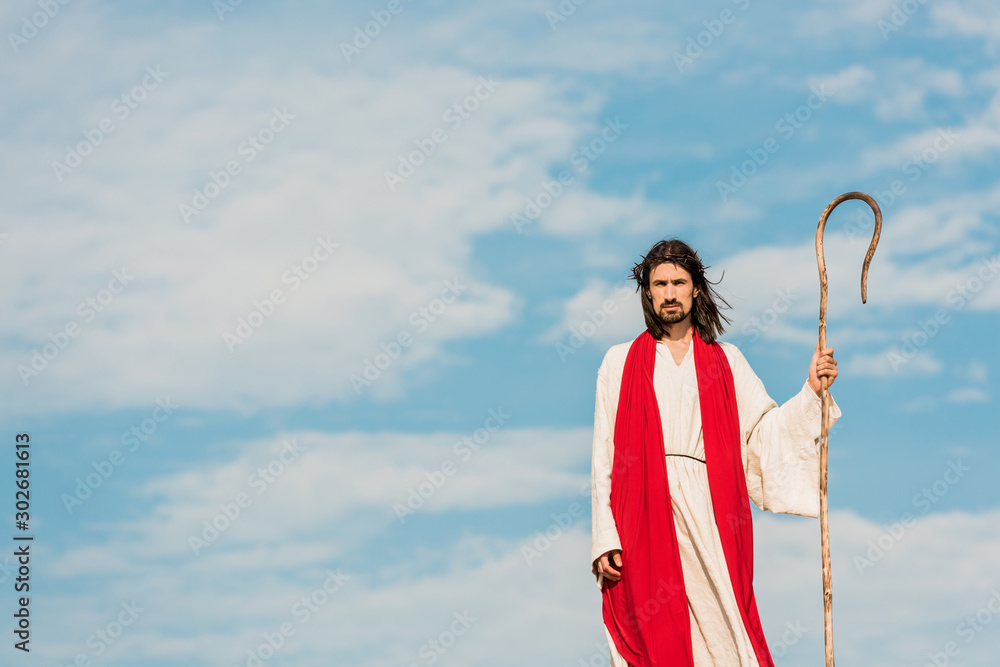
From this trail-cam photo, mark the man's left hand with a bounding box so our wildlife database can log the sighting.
[808,344,838,396]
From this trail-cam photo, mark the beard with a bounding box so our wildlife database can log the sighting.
[656,300,689,324]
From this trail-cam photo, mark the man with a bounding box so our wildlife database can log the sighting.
[590,239,840,666]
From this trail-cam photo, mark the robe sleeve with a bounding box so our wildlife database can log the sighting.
[721,342,842,519]
[591,350,622,585]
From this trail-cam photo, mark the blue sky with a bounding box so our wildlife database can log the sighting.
[2,0,999,665]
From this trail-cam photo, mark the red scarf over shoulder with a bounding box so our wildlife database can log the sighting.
[601,329,773,667]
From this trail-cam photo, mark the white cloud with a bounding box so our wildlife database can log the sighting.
[539,187,680,237]
[963,360,989,383]
[39,423,601,664]
[808,64,876,103]
[327,0,682,81]
[540,204,998,369]
[1,3,676,414]
[541,278,645,351]
[946,386,990,403]
[722,193,1000,326]
[744,506,1000,666]
[792,0,910,42]
[932,1,1000,43]
[710,235,903,347]
[872,60,963,121]
[809,60,964,134]
[40,447,1000,666]
[53,425,593,574]
[862,85,1000,172]
[846,348,943,377]
[713,198,761,223]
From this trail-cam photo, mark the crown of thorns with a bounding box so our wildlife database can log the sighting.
[630,253,709,284]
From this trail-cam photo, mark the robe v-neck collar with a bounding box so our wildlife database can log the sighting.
[656,338,693,369]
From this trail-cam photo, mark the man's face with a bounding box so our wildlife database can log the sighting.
[646,262,699,326]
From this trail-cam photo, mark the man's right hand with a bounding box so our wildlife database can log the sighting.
[596,550,623,581]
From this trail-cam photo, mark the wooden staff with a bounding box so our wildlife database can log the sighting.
[815,191,882,667]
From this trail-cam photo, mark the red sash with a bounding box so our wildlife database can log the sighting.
[601,329,773,667]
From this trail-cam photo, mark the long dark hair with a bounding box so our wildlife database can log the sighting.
[629,238,731,343]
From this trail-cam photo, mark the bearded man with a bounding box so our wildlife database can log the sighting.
[590,238,841,666]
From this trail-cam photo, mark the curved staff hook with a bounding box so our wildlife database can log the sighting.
[815,191,882,667]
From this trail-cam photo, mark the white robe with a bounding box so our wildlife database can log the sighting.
[591,338,841,666]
